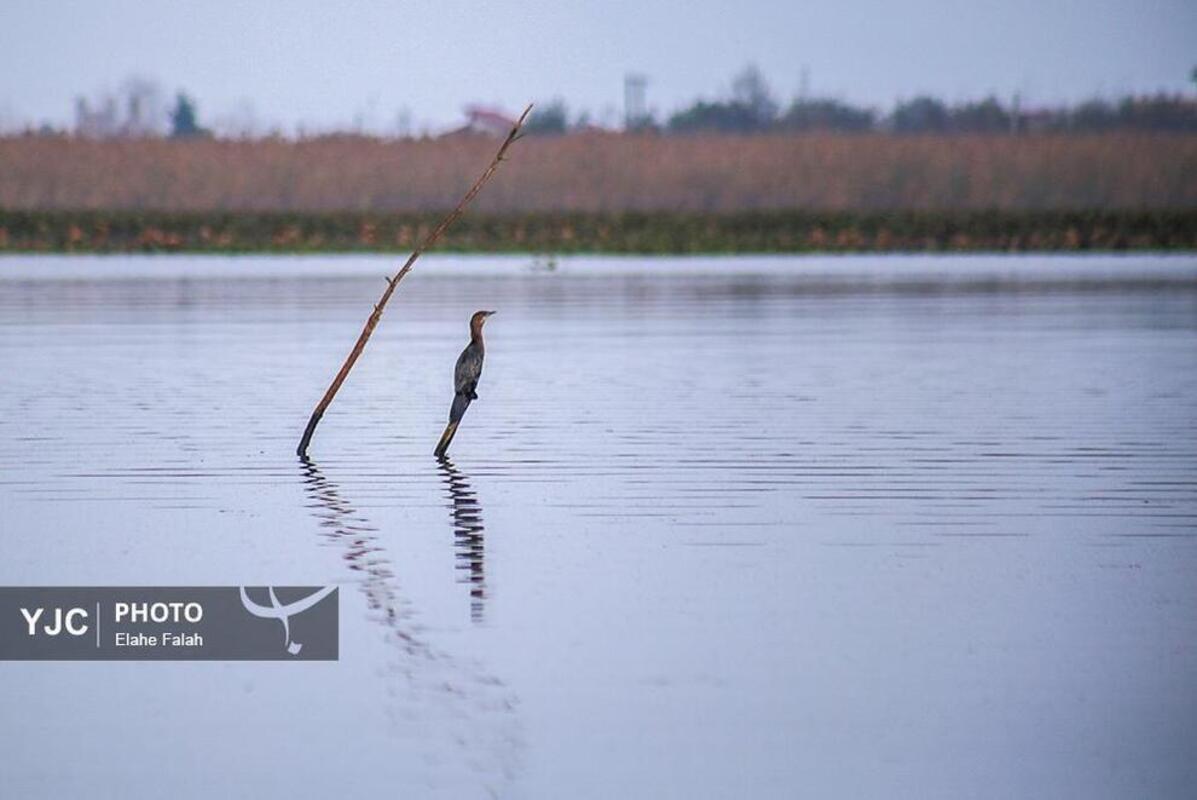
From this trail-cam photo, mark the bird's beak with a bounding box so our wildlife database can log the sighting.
[485,310,496,317]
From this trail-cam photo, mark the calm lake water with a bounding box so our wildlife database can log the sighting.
[1,253,1196,799]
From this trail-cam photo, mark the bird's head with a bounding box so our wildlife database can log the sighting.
[470,310,496,334]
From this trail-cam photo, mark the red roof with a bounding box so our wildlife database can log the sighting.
[464,105,516,129]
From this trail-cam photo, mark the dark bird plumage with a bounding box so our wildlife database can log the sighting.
[434,310,494,458]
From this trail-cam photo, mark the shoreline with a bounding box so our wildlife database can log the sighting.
[2,208,1194,254]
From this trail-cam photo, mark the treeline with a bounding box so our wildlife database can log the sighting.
[2,209,1194,254]
[527,65,1197,135]
[19,66,1197,140]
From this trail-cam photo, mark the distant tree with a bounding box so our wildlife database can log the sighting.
[781,99,875,132]
[730,64,779,128]
[667,64,779,134]
[950,97,1011,132]
[668,100,761,133]
[890,96,950,133]
[1116,94,1197,132]
[169,93,210,138]
[1068,99,1117,132]
[572,109,621,132]
[525,99,569,135]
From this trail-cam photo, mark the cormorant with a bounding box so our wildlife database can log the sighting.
[434,310,495,458]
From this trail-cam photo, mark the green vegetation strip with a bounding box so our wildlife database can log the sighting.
[1,209,1195,253]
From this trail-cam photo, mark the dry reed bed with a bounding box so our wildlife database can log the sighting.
[2,133,1195,212]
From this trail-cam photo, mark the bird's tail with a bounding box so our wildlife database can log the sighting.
[434,394,471,457]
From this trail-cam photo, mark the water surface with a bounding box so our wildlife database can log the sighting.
[1,254,1195,798]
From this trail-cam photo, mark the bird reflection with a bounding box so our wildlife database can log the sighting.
[437,455,487,623]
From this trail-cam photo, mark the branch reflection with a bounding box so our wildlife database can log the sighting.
[299,455,421,651]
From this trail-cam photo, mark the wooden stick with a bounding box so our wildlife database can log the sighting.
[297,104,532,456]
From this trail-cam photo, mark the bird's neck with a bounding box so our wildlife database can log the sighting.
[469,326,485,347]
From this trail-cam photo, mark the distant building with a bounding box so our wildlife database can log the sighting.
[624,73,648,130]
[445,105,517,137]
[72,77,166,138]
[74,96,120,138]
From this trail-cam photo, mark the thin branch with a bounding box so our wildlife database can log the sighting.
[297,104,533,456]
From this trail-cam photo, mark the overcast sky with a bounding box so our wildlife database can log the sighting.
[2,0,1194,133]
